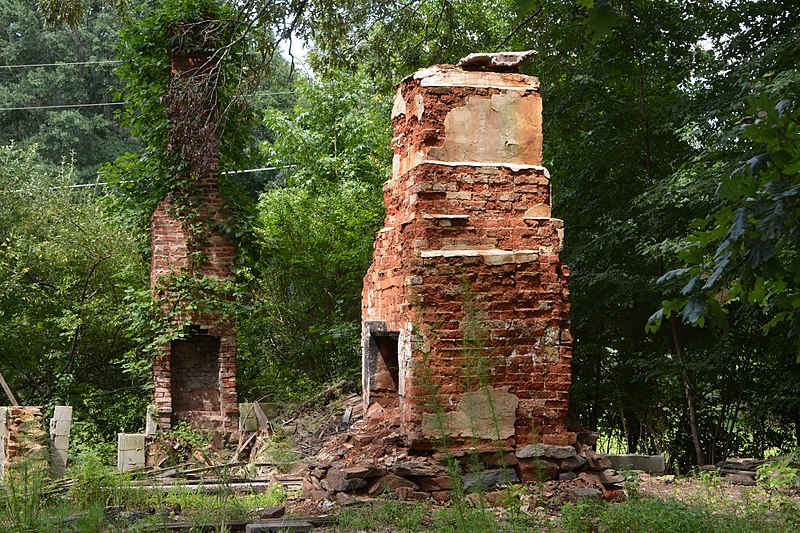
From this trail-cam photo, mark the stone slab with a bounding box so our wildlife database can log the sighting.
[516,444,576,460]
[117,433,146,472]
[422,386,518,440]
[606,454,666,474]
[463,468,520,491]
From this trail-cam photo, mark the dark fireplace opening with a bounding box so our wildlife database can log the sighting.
[170,331,221,426]
[369,332,399,407]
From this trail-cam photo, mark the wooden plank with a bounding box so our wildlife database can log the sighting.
[247,520,312,532]
[253,403,270,431]
[140,519,248,531]
[0,369,19,406]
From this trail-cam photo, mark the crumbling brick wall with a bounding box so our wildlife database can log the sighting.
[362,65,574,449]
[0,406,47,478]
[150,174,238,433]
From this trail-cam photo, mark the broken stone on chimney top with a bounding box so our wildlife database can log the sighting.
[456,50,536,72]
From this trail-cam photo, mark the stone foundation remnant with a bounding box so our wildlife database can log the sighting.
[0,406,48,478]
[150,51,238,433]
[361,53,574,451]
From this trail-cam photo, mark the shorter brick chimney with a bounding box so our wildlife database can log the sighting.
[150,52,238,433]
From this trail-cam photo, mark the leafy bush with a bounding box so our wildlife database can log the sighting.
[560,496,797,533]
[757,454,800,491]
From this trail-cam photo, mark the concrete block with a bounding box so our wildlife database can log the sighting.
[239,402,282,432]
[606,454,665,474]
[145,405,158,436]
[117,433,146,472]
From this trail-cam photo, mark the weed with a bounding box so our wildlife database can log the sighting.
[260,435,301,474]
[68,450,137,510]
[336,500,428,531]
[0,456,50,531]
[757,454,799,492]
[559,495,800,533]
[622,469,642,500]
[148,421,216,467]
[432,504,499,533]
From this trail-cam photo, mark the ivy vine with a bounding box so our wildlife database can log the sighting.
[111,0,261,348]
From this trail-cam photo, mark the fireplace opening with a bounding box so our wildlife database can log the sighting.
[369,332,399,407]
[170,330,221,427]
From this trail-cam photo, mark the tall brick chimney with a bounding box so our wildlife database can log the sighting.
[150,52,238,433]
[362,54,574,450]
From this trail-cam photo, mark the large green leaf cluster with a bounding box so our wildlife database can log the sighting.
[0,0,138,180]
[236,72,390,399]
[0,144,148,444]
[655,94,800,337]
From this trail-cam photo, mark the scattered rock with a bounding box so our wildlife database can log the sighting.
[726,473,757,486]
[395,486,429,501]
[598,469,625,486]
[412,476,453,491]
[431,490,451,502]
[567,487,602,503]
[334,492,356,506]
[323,469,368,492]
[559,454,587,472]
[465,492,488,507]
[392,460,445,477]
[463,468,521,491]
[516,444,577,460]
[584,449,612,470]
[518,458,559,482]
[484,491,507,505]
[343,466,386,479]
[603,489,626,502]
[381,473,419,492]
[259,505,285,519]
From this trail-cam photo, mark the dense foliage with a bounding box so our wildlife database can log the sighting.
[1,0,799,469]
[238,73,390,398]
[0,0,138,180]
[0,145,148,446]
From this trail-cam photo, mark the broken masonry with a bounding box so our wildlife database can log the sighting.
[362,52,573,450]
[304,52,616,503]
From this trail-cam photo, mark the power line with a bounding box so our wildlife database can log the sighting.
[0,102,125,112]
[4,166,296,193]
[0,60,121,69]
[0,91,295,112]
[221,165,295,175]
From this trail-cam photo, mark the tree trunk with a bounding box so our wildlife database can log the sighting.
[669,315,705,465]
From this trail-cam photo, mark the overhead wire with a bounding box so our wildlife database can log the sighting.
[0,91,295,112]
[4,166,297,193]
[0,102,126,112]
[0,60,121,69]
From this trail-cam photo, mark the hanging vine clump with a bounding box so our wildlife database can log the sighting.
[113,0,259,348]
[164,64,220,177]
[115,0,257,197]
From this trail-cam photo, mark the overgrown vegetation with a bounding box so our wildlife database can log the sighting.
[0,452,290,532]
[1,0,799,485]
